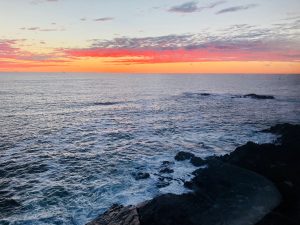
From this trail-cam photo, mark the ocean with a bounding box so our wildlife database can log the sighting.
[0,73,300,225]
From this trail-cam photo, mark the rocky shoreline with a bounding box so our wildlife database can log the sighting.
[87,123,300,225]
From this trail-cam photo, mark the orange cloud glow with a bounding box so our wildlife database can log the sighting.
[1,38,300,74]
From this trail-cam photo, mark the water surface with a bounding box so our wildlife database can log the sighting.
[1,73,300,224]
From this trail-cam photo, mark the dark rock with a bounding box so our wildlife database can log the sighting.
[190,156,205,167]
[156,176,172,188]
[88,123,300,225]
[175,151,195,161]
[183,180,193,189]
[0,198,21,218]
[262,123,300,147]
[159,168,174,174]
[0,198,21,209]
[162,161,172,165]
[93,102,120,106]
[132,172,150,180]
[86,204,140,225]
[156,180,170,188]
[159,161,174,173]
[243,94,275,100]
[139,162,280,225]
[262,123,300,134]
[219,123,300,225]
[175,152,205,166]
[200,93,211,96]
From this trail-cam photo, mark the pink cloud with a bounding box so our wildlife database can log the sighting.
[0,39,69,68]
[63,25,300,64]
[64,40,300,64]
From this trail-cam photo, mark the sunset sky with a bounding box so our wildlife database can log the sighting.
[0,0,299,73]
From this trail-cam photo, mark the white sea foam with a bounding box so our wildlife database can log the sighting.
[0,73,300,224]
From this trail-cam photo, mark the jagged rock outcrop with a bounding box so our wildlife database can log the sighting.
[242,94,275,100]
[87,204,140,225]
[87,123,300,225]
[139,161,280,225]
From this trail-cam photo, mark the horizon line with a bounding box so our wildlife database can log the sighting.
[0,71,299,75]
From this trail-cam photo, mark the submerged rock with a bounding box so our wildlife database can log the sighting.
[156,180,170,188]
[159,168,174,174]
[159,161,174,174]
[132,172,150,180]
[161,161,172,165]
[0,198,21,210]
[93,102,120,106]
[0,198,21,218]
[155,176,173,188]
[243,94,275,100]
[200,93,211,96]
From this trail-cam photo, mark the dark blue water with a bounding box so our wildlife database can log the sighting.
[1,73,300,225]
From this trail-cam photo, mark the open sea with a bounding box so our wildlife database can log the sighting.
[0,73,300,225]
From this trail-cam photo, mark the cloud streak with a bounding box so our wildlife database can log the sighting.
[30,0,59,4]
[64,23,300,64]
[216,4,258,14]
[20,26,65,32]
[94,17,114,22]
[168,1,226,13]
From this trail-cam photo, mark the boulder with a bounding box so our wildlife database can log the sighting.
[175,151,195,161]
[86,204,140,225]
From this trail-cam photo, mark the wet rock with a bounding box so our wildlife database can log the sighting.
[93,102,120,106]
[262,123,300,134]
[88,123,300,225]
[243,94,275,100]
[159,161,174,174]
[200,93,210,96]
[139,161,281,225]
[86,204,140,225]
[190,156,205,167]
[219,123,300,225]
[132,172,150,180]
[162,161,172,165]
[159,168,174,174]
[156,179,170,188]
[175,151,195,161]
[175,151,205,166]
[262,123,300,147]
